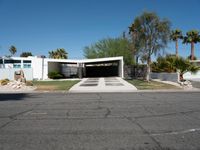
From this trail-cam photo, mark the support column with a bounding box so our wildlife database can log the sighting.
[21,60,23,68]
[78,63,83,79]
[118,59,124,78]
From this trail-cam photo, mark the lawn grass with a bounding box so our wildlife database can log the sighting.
[33,80,80,91]
[127,79,181,90]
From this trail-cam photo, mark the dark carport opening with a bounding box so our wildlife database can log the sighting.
[84,61,119,77]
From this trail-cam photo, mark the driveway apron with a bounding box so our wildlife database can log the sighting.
[69,77,137,93]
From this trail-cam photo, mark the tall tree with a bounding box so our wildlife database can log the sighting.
[183,30,199,60]
[170,29,183,57]
[20,52,33,57]
[9,45,17,56]
[129,23,145,64]
[83,37,134,65]
[129,12,171,81]
[49,48,68,59]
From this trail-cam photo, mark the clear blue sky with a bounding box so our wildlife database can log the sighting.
[0,0,200,59]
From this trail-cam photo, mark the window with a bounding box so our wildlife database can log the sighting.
[4,60,21,63]
[13,64,21,68]
[23,63,31,68]
[23,60,31,63]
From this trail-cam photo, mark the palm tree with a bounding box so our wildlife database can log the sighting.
[183,30,199,60]
[170,29,183,57]
[48,48,68,59]
[9,45,17,56]
[174,57,200,81]
[20,52,33,57]
[57,48,68,59]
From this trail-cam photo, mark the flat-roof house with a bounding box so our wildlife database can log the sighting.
[0,56,124,80]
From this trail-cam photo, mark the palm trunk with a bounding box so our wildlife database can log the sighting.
[180,73,184,81]
[175,40,178,57]
[191,42,195,60]
[146,55,151,82]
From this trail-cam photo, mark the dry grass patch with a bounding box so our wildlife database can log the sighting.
[127,79,181,90]
[33,80,80,91]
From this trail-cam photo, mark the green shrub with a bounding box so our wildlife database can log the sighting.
[0,79,10,85]
[26,81,33,86]
[151,55,177,73]
[48,71,63,79]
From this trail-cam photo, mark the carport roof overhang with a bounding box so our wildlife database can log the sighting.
[45,56,123,64]
[46,56,124,78]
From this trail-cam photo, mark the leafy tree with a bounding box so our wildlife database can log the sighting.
[83,37,135,65]
[9,45,17,56]
[49,48,68,59]
[183,30,199,60]
[129,12,171,81]
[170,29,183,57]
[20,52,33,57]
[129,22,145,64]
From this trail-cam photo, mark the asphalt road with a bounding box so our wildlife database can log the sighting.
[0,92,200,150]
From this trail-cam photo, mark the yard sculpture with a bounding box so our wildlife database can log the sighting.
[14,69,26,83]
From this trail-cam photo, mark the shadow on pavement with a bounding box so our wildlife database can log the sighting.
[0,93,32,101]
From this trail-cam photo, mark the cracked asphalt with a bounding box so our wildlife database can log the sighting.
[0,92,200,150]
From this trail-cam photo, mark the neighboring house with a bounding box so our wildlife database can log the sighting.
[0,56,124,80]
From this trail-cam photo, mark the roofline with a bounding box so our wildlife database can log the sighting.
[0,56,123,63]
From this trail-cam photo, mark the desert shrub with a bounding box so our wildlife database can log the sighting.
[48,71,63,79]
[0,79,10,85]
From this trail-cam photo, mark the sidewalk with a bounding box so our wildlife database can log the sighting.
[69,77,137,93]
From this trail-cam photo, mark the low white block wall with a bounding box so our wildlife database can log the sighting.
[150,72,179,82]
[0,68,33,80]
[183,71,200,80]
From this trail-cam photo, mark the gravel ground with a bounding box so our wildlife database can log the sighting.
[0,85,36,92]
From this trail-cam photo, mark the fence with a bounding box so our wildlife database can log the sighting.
[124,65,147,79]
[124,65,180,82]
[0,68,33,80]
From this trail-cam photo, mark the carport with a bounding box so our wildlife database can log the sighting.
[44,56,124,79]
[84,61,119,77]
[81,57,124,78]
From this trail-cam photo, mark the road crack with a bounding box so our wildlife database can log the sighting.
[104,108,111,118]
[124,116,162,149]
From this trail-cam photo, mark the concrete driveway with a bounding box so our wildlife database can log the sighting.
[0,92,200,150]
[69,77,137,93]
[190,79,200,89]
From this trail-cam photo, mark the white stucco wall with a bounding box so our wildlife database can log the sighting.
[31,57,43,80]
[0,68,33,80]
[183,71,200,80]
